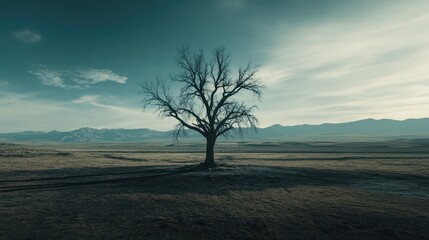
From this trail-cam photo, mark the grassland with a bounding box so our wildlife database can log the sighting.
[0,142,428,239]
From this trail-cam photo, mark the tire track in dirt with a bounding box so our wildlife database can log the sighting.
[0,166,194,193]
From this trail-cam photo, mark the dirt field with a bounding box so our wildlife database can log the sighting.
[0,142,428,239]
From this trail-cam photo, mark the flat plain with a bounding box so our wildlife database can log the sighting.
[0,141,428,240]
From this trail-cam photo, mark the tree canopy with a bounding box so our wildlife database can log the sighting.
[141,46,263,167]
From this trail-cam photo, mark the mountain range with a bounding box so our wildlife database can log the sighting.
[1,118,429,143]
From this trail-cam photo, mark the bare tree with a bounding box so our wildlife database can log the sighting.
[141,47,263,168]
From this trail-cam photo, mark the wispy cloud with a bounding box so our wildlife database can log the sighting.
[78,69,127,84]
[29,66,127,89]
[71,94,176,129]
[29,66,72,89]
[257,4,429,126]
[0,91,173,133]
[0,91,71,132]
[13,30,42,44]
[72,95,99,104]
[72,95,149,116]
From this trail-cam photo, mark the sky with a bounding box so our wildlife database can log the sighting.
[1,0,429,133]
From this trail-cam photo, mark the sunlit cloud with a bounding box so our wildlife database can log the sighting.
[78,68,127,85]
[72,95,99,104]
[258,66,291,86]
[13,30,42,44]
[257,5,429,126]
[4,1,429,133]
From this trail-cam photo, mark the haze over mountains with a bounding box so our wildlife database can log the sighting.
[1,118,429,143]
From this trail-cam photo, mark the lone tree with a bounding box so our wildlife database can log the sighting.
[141,47,263,168]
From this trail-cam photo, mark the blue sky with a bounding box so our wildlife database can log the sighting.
[1,0,429,133]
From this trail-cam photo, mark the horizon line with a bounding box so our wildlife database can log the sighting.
[1,117,428,134]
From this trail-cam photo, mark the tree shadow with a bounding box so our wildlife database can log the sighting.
[0,165,195,193]
[1,164,427,197]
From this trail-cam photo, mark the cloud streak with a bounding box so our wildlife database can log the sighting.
[29,66,70,89]
[0,91,173,133]
[257,4,429,126]
[72,95,154,117]
[78,69,127,85]
[71,95,176,129]
[29,66,128,89]
[14,30,42,43]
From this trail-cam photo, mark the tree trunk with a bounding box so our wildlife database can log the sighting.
[203,136,216,168]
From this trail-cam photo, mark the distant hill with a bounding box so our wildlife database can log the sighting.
[256,118,429,141]
[0,127,170,143]
[1,118,429,143]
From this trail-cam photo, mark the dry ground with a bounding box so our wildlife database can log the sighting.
[0,142,428,239]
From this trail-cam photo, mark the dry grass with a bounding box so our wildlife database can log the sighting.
[0,143,428,239]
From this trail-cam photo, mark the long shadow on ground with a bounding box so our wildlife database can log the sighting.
[1,165,428,240]
[1,165,428,198]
